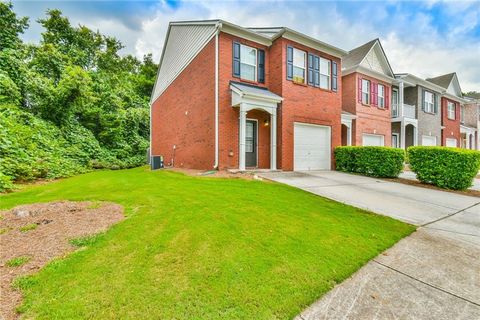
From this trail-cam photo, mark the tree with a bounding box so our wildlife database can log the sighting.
[0,2,29,50]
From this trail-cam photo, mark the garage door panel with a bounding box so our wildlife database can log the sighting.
[294,123,331,171]
[422,136,437,146]
[362,134,384,146]
[446,138,457,147]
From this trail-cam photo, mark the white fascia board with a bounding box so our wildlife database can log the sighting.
[342,65,395,84]
[220,21,272,46]
[397,74,445,93]
[276,28,347,58]
[443,92,469,104]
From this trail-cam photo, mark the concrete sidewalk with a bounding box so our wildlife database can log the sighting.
[259,171,480,319]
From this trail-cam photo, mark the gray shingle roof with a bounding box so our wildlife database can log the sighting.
[426,73,456,89]
[230,81,282,101]
[342,39,378,70]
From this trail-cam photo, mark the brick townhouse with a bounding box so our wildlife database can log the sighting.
[150,20,475,172]
[150,20,346,171]
[341,39,395,147]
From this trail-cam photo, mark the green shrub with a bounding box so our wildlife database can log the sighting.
[408,146,480,190]
[335,146,405,178]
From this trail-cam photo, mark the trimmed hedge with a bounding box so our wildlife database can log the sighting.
[334,146,405,178]
[407,146,480,190]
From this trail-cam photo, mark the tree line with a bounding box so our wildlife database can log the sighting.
[0,2,157,191]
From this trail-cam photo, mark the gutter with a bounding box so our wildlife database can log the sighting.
[213,23,221,169]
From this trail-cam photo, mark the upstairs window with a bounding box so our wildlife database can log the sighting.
[424,91,435,113]
[319,58,331,90]
[362,79,370,104]
[447,101,456,120]
[233,42,264,83]
[292,48,306,84]
[240,45,257,82]
[378,84,385,108]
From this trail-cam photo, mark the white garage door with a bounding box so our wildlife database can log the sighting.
[446,138,457,147]
[422,135,437,146]
[294,123,331,171]
[362,134,384,146]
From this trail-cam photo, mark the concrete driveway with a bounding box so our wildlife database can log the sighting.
[259,171,480,319]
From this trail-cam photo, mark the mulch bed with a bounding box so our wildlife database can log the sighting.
[383,178,480,198]
[0,201,124,320]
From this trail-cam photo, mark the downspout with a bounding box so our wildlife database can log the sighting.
[213,25,220,169]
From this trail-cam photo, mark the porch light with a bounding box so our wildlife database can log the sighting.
[264,119,269,127]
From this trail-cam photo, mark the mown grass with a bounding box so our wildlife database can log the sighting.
[0,167,414,319]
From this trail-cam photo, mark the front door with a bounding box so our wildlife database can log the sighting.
[245,120,257,167]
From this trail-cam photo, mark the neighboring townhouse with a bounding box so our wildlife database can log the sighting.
[462,97,480,149]
[341,39,395,147]
[150,20,346,171]
[426,73,468,148]
[392,73,445,148]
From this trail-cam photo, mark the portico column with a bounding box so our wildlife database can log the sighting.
[400,120,406,149]
[270,109,277,170]
[347,124,352,146]
[467,133,471,149]
[413,125,418,146]
[239,104,247,171]
[399,81,404,117]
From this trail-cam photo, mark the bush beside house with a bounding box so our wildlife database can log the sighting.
[334,146,405,178]
[408,146,480,190]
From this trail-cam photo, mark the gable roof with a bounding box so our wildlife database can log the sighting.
[427,72,463,99]
[150,19,347,104]
[342,39,395,81]
[342,39,377,70]
[426,73,456,89]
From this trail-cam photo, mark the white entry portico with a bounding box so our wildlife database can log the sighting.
[231,82,283,171]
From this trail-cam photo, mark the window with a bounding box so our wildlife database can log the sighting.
[392,89,399,116]
[362,79,370,104]
[319,57,331,90]
[447,101,455,120]
[240,44,257,82]
[392,133,399,148]
[424,91,435,113]
[292,48,306,84]
[378,84,385,108]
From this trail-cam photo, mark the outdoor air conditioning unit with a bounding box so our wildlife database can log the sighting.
[151,155,164,170]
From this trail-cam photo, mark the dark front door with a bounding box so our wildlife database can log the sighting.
[245,120,257,167]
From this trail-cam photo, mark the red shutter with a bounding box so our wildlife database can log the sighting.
[358,77,362,103]
[371,81,377,106]
[385,86,390,109]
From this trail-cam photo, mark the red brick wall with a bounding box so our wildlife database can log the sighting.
[269,38,343,170]
[342,72,391,146]
[151,39,215,170]
[217,32,271,169]
[441,97,461,146]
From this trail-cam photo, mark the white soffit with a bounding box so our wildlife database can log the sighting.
[150,23,217,104]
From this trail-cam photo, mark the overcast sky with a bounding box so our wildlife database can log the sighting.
[11,0,480,91]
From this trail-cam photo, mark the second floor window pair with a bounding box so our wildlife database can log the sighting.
[287,46,338,91]
[447,101,456,120]
[359,78,388,108]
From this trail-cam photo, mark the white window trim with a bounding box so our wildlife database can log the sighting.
[362,79,370,105]
[240,44,257,82]
[292,48,306,84]
[447,101,455,120]
[319,57,331,90]
[392,133,399,148]
[378,84,385,108]
[424,91,434,113]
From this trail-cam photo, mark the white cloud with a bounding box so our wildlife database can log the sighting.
[13,0,480,91]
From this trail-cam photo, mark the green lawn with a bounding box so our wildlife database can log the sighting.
[1,167,414,319]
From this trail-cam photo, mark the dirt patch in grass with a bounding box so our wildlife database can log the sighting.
[383,178,480,198]
[167,168,258,180]
[0,201,124,320]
